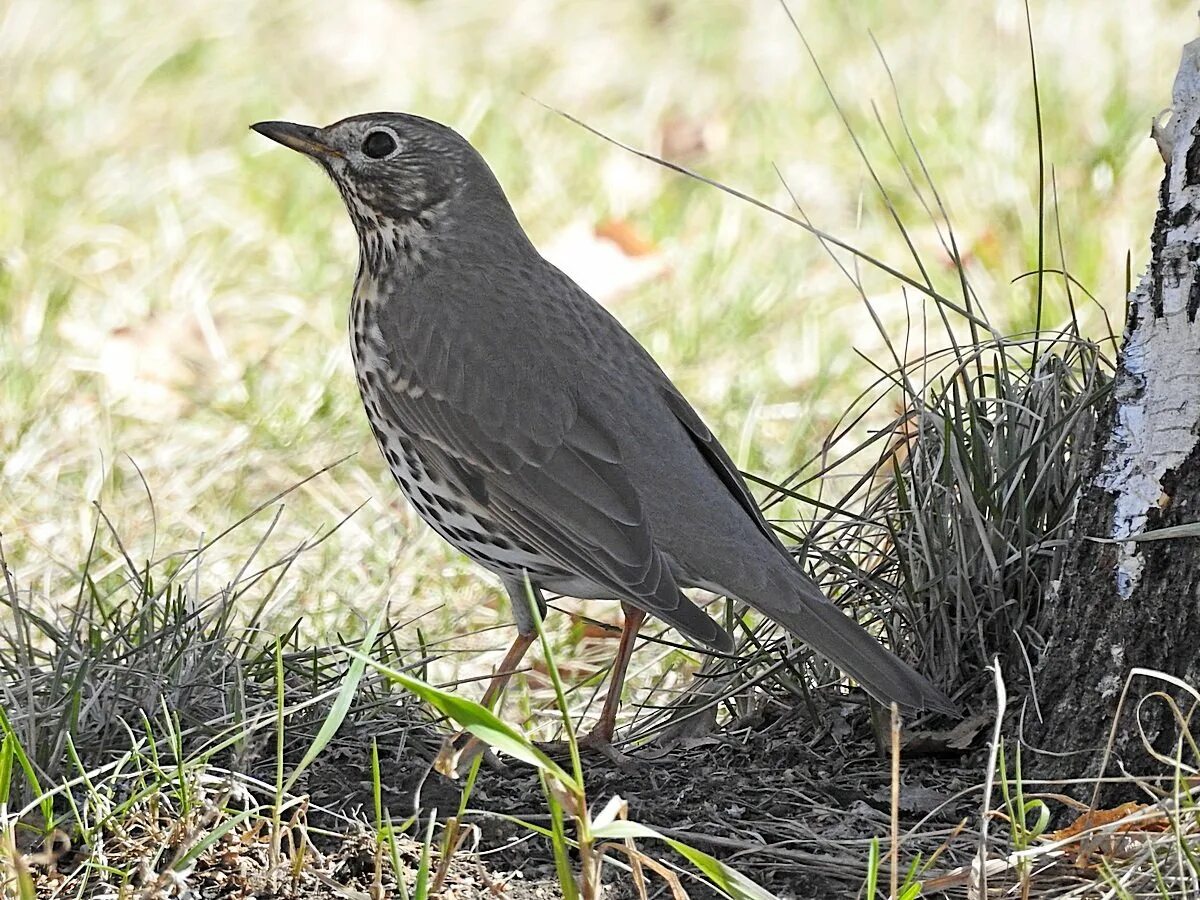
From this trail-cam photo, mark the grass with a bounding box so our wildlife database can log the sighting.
[5,0,1200,896]
[5,510,1200,897]
[0,524,778,897]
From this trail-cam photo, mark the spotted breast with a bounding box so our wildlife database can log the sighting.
[349,280,571,585]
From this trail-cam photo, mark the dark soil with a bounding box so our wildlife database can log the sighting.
[298,701,987,899]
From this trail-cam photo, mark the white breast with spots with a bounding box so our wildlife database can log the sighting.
[348,282,565,582]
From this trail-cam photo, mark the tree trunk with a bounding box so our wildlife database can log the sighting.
[1032,36,1200,790]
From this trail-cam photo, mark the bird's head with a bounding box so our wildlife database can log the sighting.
[252,112,513,246]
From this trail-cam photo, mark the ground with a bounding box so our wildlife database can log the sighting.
[253,679,984,895]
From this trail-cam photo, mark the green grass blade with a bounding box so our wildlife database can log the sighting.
[593,820,778,900]
[522,576,584,792]
[0,731,14,805]
[541,770,580,900]
[865,836,880,899]
[385,810,412,900]
[463,808,558,841]
[414,809,436,900]
[371,737,383,831]
[282,606,387,796]
[345,649,572,783]
[174,808,256,870]
[0,704,52,828]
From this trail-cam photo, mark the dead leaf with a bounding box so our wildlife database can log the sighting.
[1052,802,1161,842]
[594,219,656,257]
[541,221,669,305]
[435,735,464,779]
[1050,802,1171,868]
[577,621,621,640]
[901,713,990,754]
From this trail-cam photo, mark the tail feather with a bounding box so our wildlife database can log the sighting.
[752,569,957,715]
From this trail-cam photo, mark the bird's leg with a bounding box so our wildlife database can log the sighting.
[443,631,536,776]
[478,631,537,712]
[534,603,647,769]
[443,576,546,776]
[477,574,546,712]
[581,602,647,747]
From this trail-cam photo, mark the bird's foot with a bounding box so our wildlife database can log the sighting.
[535,729,638,771]
[437,728,642,778]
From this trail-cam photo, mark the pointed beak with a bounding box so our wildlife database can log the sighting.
[251,120,342,159]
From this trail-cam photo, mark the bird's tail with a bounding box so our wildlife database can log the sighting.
[751,566,957,715]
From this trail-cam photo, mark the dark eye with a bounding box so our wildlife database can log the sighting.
[361,130,397,159]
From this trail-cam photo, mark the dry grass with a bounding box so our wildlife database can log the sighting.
[6,544,1197,899]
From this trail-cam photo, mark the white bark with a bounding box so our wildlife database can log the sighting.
[1096,38,1200,599]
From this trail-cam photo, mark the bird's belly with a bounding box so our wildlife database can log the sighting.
[352,359,568,583]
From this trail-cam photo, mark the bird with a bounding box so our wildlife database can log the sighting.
[251,112,956,751]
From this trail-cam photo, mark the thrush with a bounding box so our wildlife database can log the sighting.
[252,112,956,746]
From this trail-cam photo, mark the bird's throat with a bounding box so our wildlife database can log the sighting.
[356,214,440,280]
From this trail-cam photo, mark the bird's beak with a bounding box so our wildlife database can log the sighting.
[251,120,342,159]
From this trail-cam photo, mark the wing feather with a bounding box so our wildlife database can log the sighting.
[661,386,786,554]
[362,328,729,648]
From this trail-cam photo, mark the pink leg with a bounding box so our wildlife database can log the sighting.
[584,603,647,745]
[443,632,536,776]
[478,632,537,711]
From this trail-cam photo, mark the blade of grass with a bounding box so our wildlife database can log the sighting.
[346,649,571,783]
[282,603,387,796]
[592,820,778,900]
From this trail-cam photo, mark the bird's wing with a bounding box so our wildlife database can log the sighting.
[365,317,731,650]
[660,386,788,554]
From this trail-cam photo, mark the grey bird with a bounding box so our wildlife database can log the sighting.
[252,112,956,746]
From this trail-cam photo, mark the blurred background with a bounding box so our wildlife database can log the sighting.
[0,0,1191,702]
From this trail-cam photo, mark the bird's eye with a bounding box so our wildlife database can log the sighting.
[361,130,397,159]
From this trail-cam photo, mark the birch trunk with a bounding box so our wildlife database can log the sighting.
[1033,36,1200,783]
